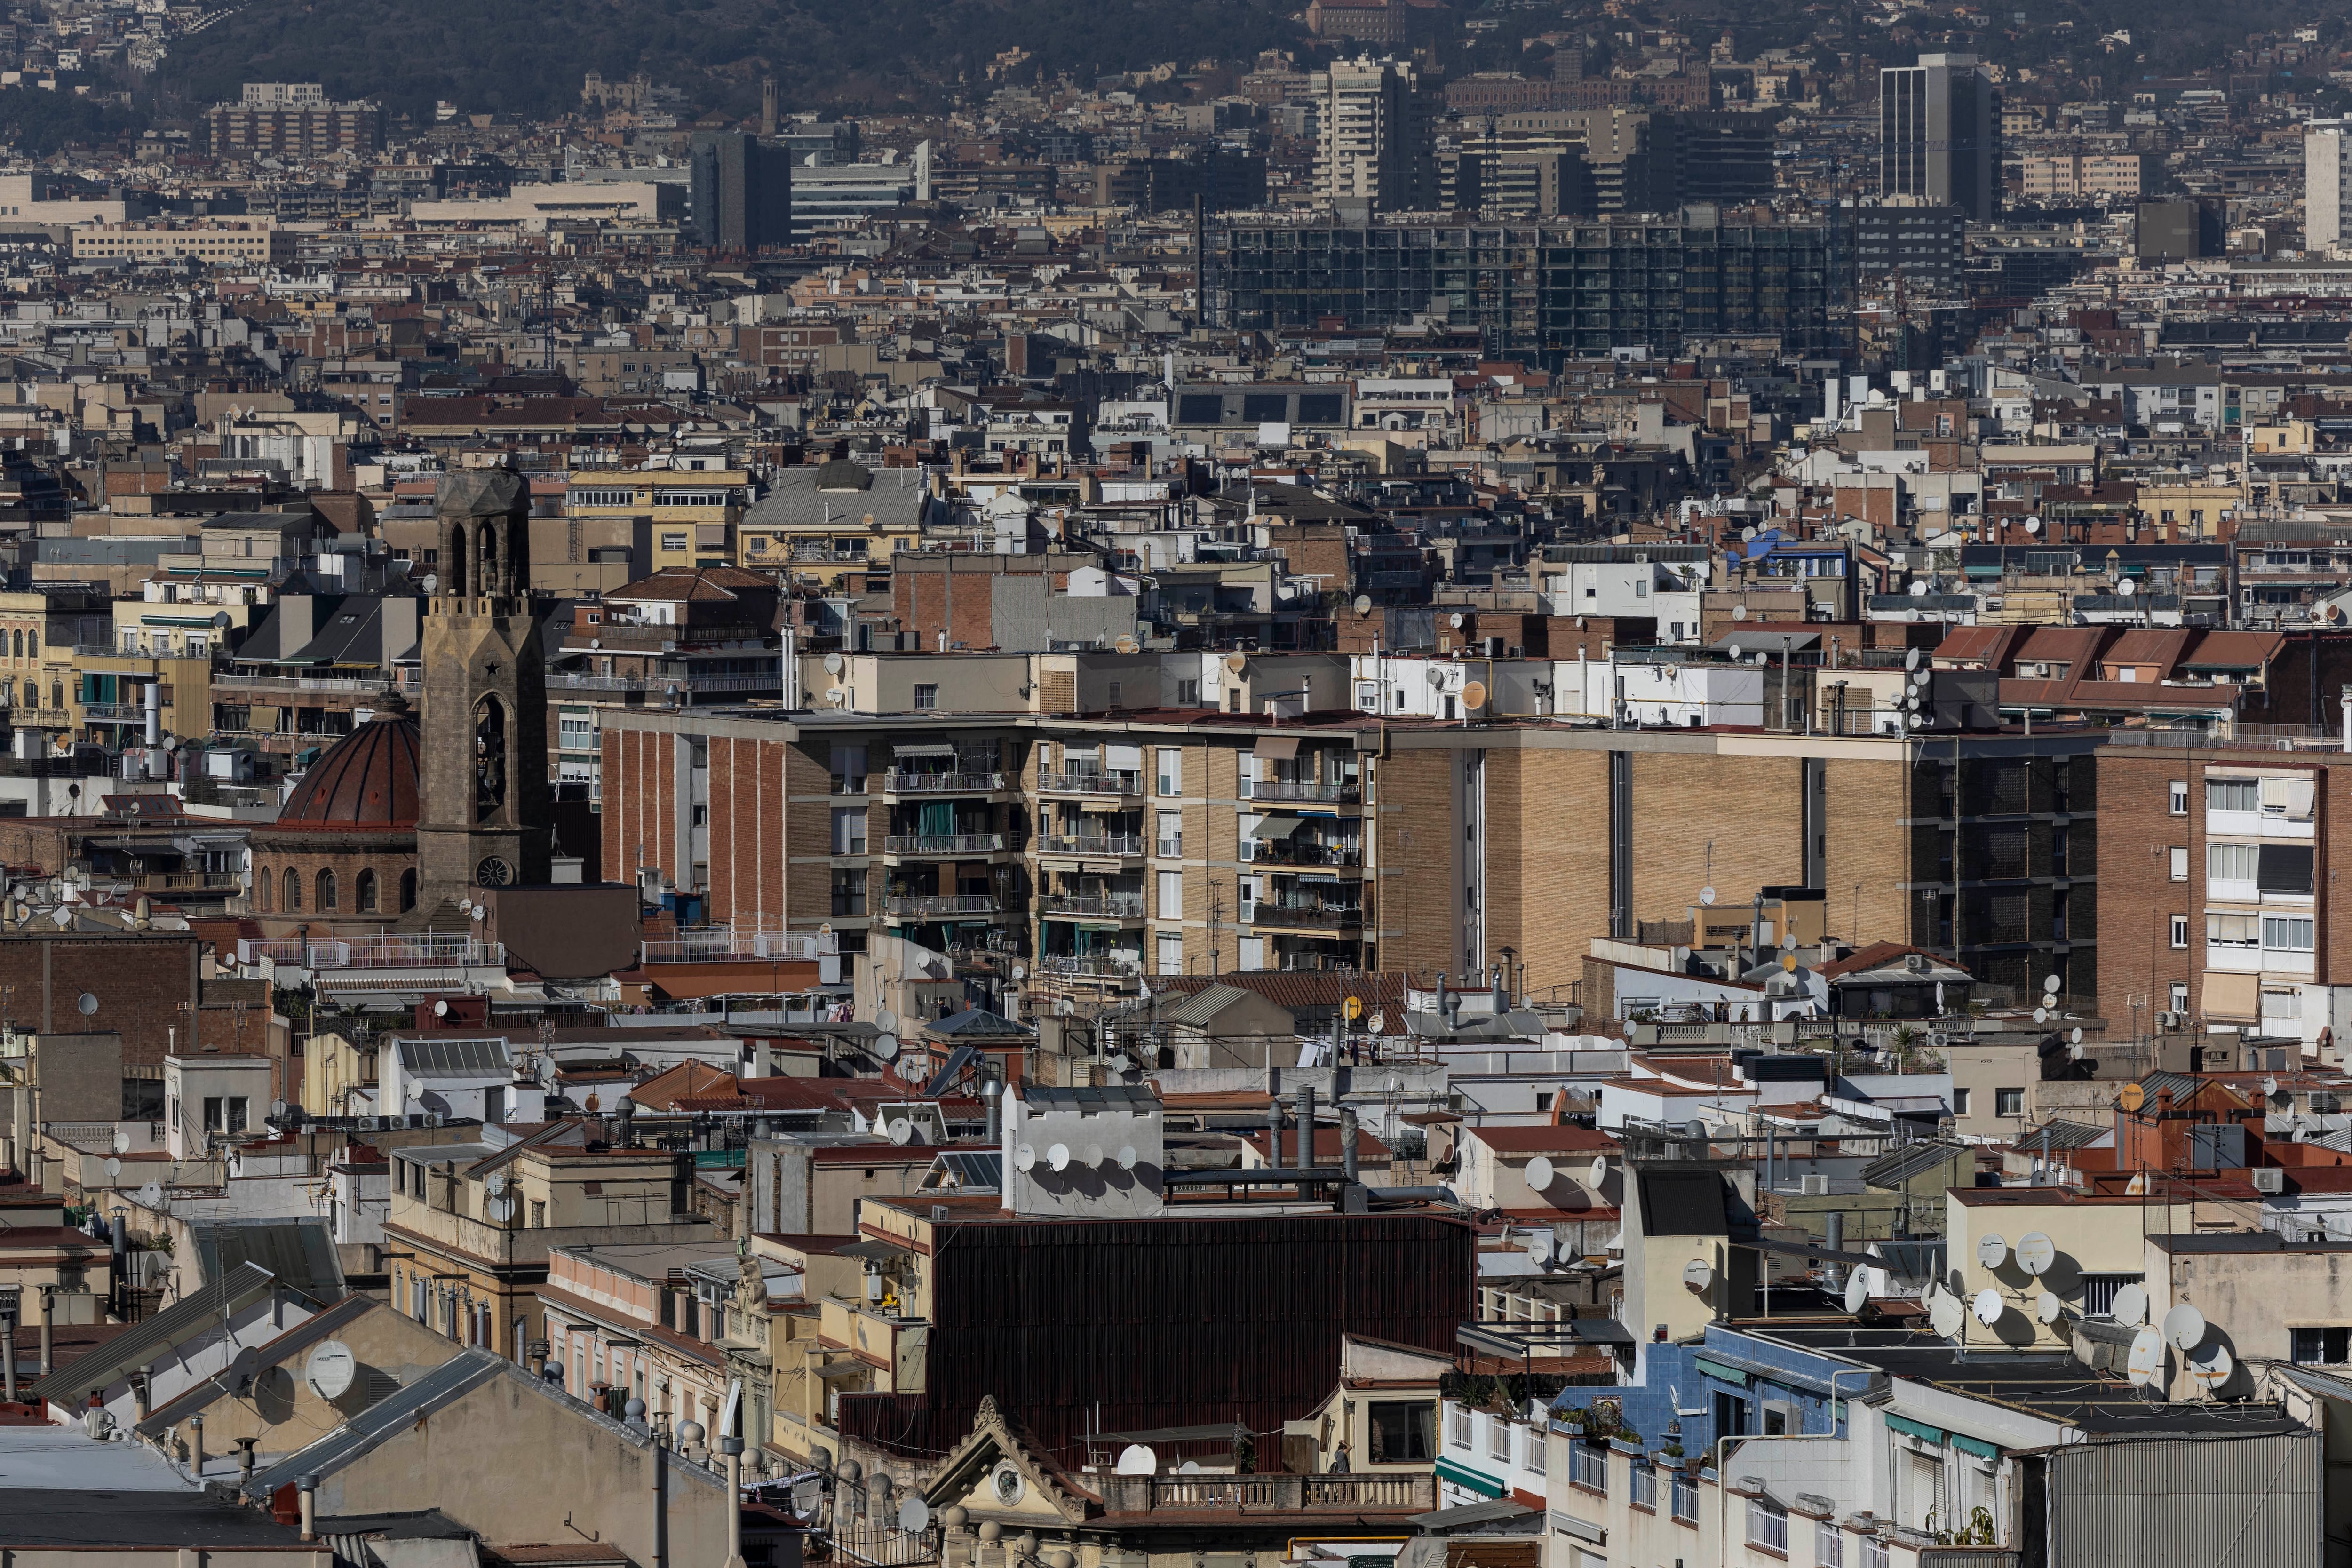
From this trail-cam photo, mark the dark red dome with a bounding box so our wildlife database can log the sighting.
[277,696,423,831]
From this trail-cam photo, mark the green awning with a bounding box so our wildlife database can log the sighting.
[1694,1355,1750,1388]
[1435,1457,1506,1499]
[1951,1433,1999,1459]
[1886,1413,1946,1445]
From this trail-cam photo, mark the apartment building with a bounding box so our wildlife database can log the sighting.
[564,467,751,574]
[1311,55,1438,213]
[70,221,296,266]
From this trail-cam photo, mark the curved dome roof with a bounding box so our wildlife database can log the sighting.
[276,692,422,831]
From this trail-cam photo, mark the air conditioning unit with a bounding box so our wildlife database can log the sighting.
[2252,1168,2286,1194]
[1801,1174,1829,1197]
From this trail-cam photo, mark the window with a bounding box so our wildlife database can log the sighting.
[317,869,336,911]
[1567,1441,1607,1492]
[1156,748,1181,795]
[1952,1087,1971,1115]
[660,532,688,552]
[283,867,301,912]
[356,870,378,913]
[1487,1417,1512,1463]
[2265,915,2316,952]
[831,744,867,794]
[558,712,595,746]
[1525,1426,1545,1474]
[2209,843,2258,883]
[1816,1522,1847,1568]
[1176,678,1200,706]
[831,807,867,856]
[1714,1390,1749,1439]
[2208,778,2259,812]
[2169,846,2189,881]
[1157,869,1184,920]
[2169,913,2193,948]
[1156,810,1182,857]
[1157,931,1184,976]
[202,1095,248,1133]
[1448,1406,1472,1450]
[256,866,272,911]
[2080,1273,2145,1315]
[1367,1402,1432,1463]
[2260,844,2316,893]
[2294,1327,2352,1364]
[1629,1460,1656,1511]
[830,867,866,917]
[2170,981,2190,1012]
[1995,1088,2024,1117]
[1860,1536,1889,1568]
[1747,1497,1788,1554]
[400,869,417,912]
[913,684,938,711]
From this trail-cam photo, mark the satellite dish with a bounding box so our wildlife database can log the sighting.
[1177,1461,1202,1475]
[1700,886,1717,906]
[898,1497,931,1532]
[1909,580,1929,598]
[1684,1119,1707,1140]
[1115,1443,1157,1476]
[1107,1054,1132,1074]
[1741,525,1758,541]
[2071,1027,2084,1045]
[874,1032,900,1061]
[1976,1233,2009,1270]
[76,992,96,1017]
[485,1170,509,1198]
[2186,1341,2233,1390]
[1425,665,1446,688]
[2017,1234,2056,1276]
[2163,1303,2207,1352]
[2117,577,2137,597]
[826,688,845,705]
[1014,1143,1037,1173]
[2037,1292,2065,1325]
[2033,1007,2048,1024]
[2025,517,2042,535]
[1083,1144,1104,1168]
[1224,653,1248,674]
[2262,1075,2280,1098]
[877,1009,900,1034]
[2044,973,2063,995]
[1046,1142,1071,1171]
[1449,612,1465,629]
[111,1129,130,1154]
[1929,1295,1966,1338]
[105,1157,120,1178]
[305,1339,357,1401]
[1116,1146,1138,1170]
[1973,1289,2004,1327]
[1525,1156,1556,1191]
[2111,1283,2148,1326]
[1588,1155,1610,1187]
[888,1118,914,1146]
[1460,680,1487,710]
[1844,1271,1869,1315]
[823,652,844,674]
[1733,605,1749,621]
[135,1181,163,1209]
[1683,1259,1716,1293]
[1113,635,1139,654]
[1352,595,1373,617]
[1367,1010,1386,1034]
[1726,642,1742,660]
[1905,646,1923,671]
[2126,1327,2165,1387]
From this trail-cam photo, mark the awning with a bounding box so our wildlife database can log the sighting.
[1079,797,1120,812]
[1694,1354,1749,1388]
[1250,816,1303,841]
[893,743,955,759]
[1254,735,1300,761]
[2203,970,2259,1022]
[1434,1456,1506,1499]
[1885,1413,1945,1445]
[1951,1433,2000,1459]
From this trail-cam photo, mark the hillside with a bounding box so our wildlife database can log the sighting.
[152,0,1310,124]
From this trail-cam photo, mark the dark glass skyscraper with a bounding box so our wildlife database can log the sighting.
[689,133,794,252]
[1879,54,1999,223]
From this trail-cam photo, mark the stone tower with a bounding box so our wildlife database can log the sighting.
[416,469,550,899]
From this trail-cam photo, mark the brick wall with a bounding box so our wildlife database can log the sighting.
[0,933,203,1067]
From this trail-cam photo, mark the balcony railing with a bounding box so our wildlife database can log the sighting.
[1033,833,1144,857]
[1251,841,1363,868]
[83,701,161,722]
[884,771,1007,793]
[1098,1472,1435,1515]
[1670,1472,1699,1524]
[883,833,1008,855]
[642,931,824,963]
[1246,779,1359,804]
[1037,953,1143,979]
[238,935,503,970]
[548,672,780,694]
[882,893,1003,919]
[1038,893,1146,919]
[213,673,419,695]
[1038,771,1142,796]
[1248,903,1362,930]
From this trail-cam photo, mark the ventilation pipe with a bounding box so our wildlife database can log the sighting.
[1295,1084,1316,1171]
[1266,1097,1283,1169]
[982,1078,1002,1146]
[1824,1210,1845,1291]
[1340,1107,1360,1183]
[143,681,159,748]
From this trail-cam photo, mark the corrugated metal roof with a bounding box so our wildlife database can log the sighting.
[29,1261,279,1403]
[936,1151,1002,1190]
[1863,1140,1967,1191]
[2048,1429,2319,1564]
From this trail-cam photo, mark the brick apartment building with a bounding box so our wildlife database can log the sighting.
[205,98,384,159]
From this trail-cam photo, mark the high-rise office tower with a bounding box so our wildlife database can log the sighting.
[2308,122,2349,254]
[1311,56,1438,215]
[1879,53,1999,222]
[688,132,794,252]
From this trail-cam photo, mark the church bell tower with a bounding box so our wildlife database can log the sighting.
[417,469,550,899]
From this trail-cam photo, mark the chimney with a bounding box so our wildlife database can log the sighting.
[1295,1084,1316,1171]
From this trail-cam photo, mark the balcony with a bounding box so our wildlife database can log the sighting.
[1251,840,1363,869]
[84,700,164,723]
[641,931,826,963]
[1033,833,1144,858]
[1247,902,1363,931]
[882,893,1004,920]
[883,771,1009,795]
[883,833,1009,856]
[547,672,780,696]
[1036,953,1143,980]
[1038,771,1144,798]
[1099,1472,1435,1517]
[1038,892,1146,920]
[1247,779,1360,804]
[214,673,419,696]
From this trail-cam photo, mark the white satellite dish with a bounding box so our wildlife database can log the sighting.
[2111,1283,2148,1326]
[1116,1146,1139,1170]
[485,1170,509,1198]
[2044,973,2063,996]
[1732,605,1749,620]
[2017,1233,2056,1276]
[1177,1461,1202,1475]
[1700,886,1717,906]
[2071,1027,2084,1044]
[2262,1075,2281,1098]
[1449,612,1465,629]
[1909,580,1929,598]
[1525,1156,1557,1191]
[1929,1295,1966,1338]
[1588,1155,1610,1188]
[898,1497,931,1532]
[823,652,845,674]
[1367,1011,1386,1034]
[111,1129,130,1154]
[874,1032,900,1061]
[1014,1144,1037,1173]
[2163,1303,2207,1352]
[1905,646,1923,671]
[1083,1144,1105,1168]
[1683,1259,1716,1293]
[105,1157,121,1178]
[1973,1289,2004,1327]
[2126,1327,2165,1387]
[1844,1271,1869,1315]
[2037,1292,2065,1326]
[876,1009,900,1035]
[2033,1007,2048,1024]
[888,1118,914,1146]
[305,1339,357,1401]
[1046,1142,1071,1171]
[1726,642,1742,660]
[2117,577,2137,597]
[1976,1233,2009,1270]
[1115,1444,1157,1476]
[135,1181,163,1209]
[2186,1341,2233,1390]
